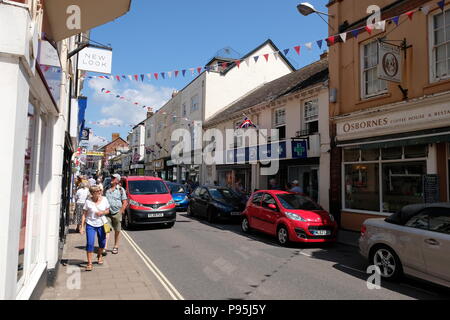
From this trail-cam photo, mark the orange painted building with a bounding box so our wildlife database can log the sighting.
[327,0,450,231]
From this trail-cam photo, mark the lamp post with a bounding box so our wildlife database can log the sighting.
[297,2,335,31]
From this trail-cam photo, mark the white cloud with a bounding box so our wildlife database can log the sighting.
[80,133,109,150]
[96,118,124,128]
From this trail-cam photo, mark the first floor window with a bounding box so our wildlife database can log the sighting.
[273,108,286,141]
[361,39,387,98]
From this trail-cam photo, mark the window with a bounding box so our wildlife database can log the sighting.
[343,145,428,214]
[191,95,199,113]
[273,108,286,141]
[304,99,319,134]
[405,212,429,230]
[182,103,187,117]
[252,193,263,206]
[234,121,243,148]
[361,40,388,98]
[429,211,450,235]
[431,8,450,80]
[262,194,277,209]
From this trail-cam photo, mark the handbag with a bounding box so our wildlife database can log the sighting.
[96,203,111,234]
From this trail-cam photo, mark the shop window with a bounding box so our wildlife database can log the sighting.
[344,149,360,162]
[404,145,428,159]
[381,146,402,160]
[344,164,380,212]
[361,148,380,161]
[382,162,425,213]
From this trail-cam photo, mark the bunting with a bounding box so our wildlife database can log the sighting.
[99,88,152,109]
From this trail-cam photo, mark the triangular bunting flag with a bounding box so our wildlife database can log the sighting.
[406,11,415,20]
[221,62,228,70]
[104,76,110,80]
[283,48,290,55]
[116,76,121,81]
[122,75,127,80]
[392,16,400,26]
[134,75,139,81]
[101,88,105,92]
[317,40,323,49]
[244,58,250,67]
[254,56,259,63]
[421,5,431,15]
[161,72,165,79]
[189,68,195,76]
[438,0,445,11]
[327,36,336,46]
[375,20,386,31]
[168,71,172,78]
[340,33,347,43]
[305,42,313,50]
[264,54,270,62]
[365,24,374,35]
[182,70,186,77]
[147,73,152,80]
[236,60,241,68]
[154,73,159,80]
[351,28,360,39]
[140,74,145,82]
[197,67,202,74]
[128,75,133,81]
[294,46,301,55]
[175,70,179,77]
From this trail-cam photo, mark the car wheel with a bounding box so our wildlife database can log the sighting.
[370,245,403,281]
[277,225,290,247]
[207,207,216,223]
[123,212,133,230]
[165,222,175,228]
[241,216,252,234]
[187,205,194,217]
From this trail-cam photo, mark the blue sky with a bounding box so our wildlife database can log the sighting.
[82,0,329,148]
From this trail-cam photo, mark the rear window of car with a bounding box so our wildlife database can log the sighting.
[128,180,169,195]
[168,184,186,194]
[277,194,322,211]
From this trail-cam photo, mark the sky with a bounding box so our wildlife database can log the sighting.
[81,0,330,149]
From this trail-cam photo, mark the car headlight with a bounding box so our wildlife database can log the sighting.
[285,212,307,222]
[129,200,143,207]
[183,196,189,202]
[167,199,175,205]
[329,214,335,222]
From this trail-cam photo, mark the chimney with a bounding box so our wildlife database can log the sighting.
[172,90,179,98]
[320,50,328,60]
[112,133,120,141]
[147,108,154,119]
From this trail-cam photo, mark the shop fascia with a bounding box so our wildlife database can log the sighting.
[170,123,287,176]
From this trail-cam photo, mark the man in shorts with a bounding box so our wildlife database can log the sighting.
[105,174,128,254]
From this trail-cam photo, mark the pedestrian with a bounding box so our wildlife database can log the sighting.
[268,178,281,190]
[74,182,90,233]
[290,180,303,193]
[88,176,96,187]
[285,182,292,191]
[105,174,128,255]
[80,185,110,271]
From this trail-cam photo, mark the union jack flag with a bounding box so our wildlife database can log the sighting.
[238,117,257,129]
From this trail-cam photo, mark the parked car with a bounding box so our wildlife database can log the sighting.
[187,186,246,222]
[166,182,189,211]
[241,190,337,246]
[121,176,176,229]
[359,203,450,288]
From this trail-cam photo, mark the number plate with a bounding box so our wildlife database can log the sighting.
[148,213,164,218]
[231,212,241,216]
[313,230,331,236]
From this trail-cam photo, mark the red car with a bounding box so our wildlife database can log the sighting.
[241,190,337,246]
[121,176,176,229]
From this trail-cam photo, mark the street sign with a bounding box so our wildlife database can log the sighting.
[378,42,402,83]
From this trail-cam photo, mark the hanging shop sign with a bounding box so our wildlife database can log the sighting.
[378,42,402,83]
[80,128,90,141]
[79,47,113,74]
[292,141,308,159]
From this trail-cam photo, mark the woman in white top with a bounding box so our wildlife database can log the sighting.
[80,185,110,271]
[74,182,90,233]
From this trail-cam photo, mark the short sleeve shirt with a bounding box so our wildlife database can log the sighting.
[105,186,127,214]
[83,197,110,227]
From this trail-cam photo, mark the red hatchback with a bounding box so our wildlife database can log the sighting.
[121,176,176,229]
[241,190,337,246]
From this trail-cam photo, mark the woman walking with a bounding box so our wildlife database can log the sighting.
[80,185,110,271]
[74,182,89,233]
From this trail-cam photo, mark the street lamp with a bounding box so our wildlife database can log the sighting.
[297,2,335,31]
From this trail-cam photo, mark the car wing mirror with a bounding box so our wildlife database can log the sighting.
[268,204,278,211]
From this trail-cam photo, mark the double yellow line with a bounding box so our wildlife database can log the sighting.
[122,231,185,300]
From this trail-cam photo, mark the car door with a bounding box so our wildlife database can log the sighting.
[422,209,450,282]
[247,192,264,231]
[260,193,281,235]
[190,187,201,213]
[197,188,210,217]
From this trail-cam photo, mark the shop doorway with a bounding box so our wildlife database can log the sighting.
[288,166,319,202]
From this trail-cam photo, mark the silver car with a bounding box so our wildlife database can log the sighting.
[359,203,450,288]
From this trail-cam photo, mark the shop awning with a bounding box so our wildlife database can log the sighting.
[42,0,132,42]
[337,130,450,149]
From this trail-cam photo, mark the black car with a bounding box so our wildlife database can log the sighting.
[187,186,246,222]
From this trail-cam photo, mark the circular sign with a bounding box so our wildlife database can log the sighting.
[382,52,399,77]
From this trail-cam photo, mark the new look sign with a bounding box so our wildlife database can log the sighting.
[78,47,113,74]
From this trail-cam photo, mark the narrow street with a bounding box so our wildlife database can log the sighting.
[125,212,450,300]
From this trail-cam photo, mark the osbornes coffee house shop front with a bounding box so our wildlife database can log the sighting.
[333,94,450,231]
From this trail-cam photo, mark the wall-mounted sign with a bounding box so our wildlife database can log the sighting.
[78,47,113,74]
[86,151,105,157]
[378,42,402,83]
[80,128,90,141]
[292,141,308,159]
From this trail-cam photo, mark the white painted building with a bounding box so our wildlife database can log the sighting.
[203,56,330,209]
[0,0,131,299]
[147,39,296,183]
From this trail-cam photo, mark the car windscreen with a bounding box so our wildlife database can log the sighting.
[168,184,186,194]
[277,194,322,211]
[128,180,169,195]
[209,188,240,201]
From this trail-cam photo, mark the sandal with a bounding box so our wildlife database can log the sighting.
[97,254,104,265]
[112,247,119,255]
[86,264,93,271]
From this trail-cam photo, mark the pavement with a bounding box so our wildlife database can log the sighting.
[336,229,360,248]
[40,225,170,300]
